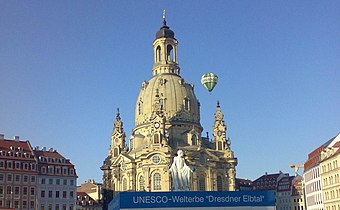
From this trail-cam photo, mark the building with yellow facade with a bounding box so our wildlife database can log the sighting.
[101,15,237,193]
[320,134,340,210]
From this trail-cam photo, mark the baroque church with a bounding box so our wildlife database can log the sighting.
[101,15,237,192]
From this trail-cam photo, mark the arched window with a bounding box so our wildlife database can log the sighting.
[156,46,162,62]
[218,142,223,150]
[113,148,119,157]
[122,177,128,191]
[199,176,206,191]
[154,134,161,144]
[139,176,145,191]
[192,134,197,145]
[217,176,223,191]
[153,173,161,190]
[167,45,174,62]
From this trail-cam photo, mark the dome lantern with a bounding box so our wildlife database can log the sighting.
[152,10,179,76]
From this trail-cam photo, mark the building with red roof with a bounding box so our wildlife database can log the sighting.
[235,178,253,191]
[252,171,289,191]
[0,135,38,209]
[0,134,78,210]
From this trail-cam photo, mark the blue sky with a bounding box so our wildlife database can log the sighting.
[1,1,339,184]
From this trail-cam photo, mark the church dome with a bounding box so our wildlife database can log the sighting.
[135,73,200,127]
[133,13,202,143]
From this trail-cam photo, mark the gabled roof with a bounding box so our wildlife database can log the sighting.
[112,153,134,165]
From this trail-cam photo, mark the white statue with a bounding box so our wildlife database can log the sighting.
[169,150,193,191]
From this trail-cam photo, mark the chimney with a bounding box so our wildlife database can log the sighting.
[0,134,4,140]
[42,147,46,151]
[14,136,20,141]
[49,148,54,152]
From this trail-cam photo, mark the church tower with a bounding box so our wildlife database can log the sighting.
[102,12,237,193]
[110,109,127,158]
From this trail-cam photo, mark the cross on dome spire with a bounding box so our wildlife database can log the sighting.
[162,10,167,26]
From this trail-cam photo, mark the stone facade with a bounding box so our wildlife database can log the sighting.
[101,16,237,193]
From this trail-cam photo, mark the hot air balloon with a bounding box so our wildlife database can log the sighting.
[201,73,218,92]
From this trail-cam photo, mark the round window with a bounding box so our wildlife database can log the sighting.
[152,155,161,164]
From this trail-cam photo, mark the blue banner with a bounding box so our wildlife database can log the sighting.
[109,191,275,210]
